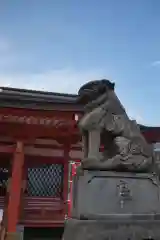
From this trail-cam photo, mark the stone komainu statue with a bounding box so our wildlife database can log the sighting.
[78,79,153,172]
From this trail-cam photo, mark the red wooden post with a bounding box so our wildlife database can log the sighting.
[6,141,24,240]
[63,145,70,219]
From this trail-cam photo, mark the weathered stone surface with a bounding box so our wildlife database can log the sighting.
[70,170,160,219]
[78,79,153,172]
[63,218,160,240]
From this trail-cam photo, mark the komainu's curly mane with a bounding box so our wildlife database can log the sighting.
[78,79,115,95]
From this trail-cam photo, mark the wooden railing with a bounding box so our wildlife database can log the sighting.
[0,196,66,227]
[20,196,65,227]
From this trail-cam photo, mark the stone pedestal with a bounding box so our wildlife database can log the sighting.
[63,167,160,240]
[71,168,160,219]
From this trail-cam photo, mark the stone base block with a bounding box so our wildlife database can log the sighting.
[63,218,160,240]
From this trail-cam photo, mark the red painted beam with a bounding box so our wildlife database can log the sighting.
[142,131,160,143]
[0,122,79,140]
[0,145,14,153]
[0,107,78,119]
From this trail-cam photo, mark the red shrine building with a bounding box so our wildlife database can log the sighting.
[0,87,159,240]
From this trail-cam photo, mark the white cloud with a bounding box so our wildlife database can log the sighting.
[0,68,111,94]
[127,109,144,124]
[151,60,160,67]
[0,36,144,124]
[0,68,144,124]
[0,36,110,91]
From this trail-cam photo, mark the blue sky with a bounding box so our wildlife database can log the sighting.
[0,0,159,126]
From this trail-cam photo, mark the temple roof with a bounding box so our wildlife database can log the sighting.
[0,86,82,110]
[0,87,159,132]
[139,124,159,132]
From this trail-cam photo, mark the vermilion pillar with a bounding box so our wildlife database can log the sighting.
[6,141,24,240]
[63,145,70,219]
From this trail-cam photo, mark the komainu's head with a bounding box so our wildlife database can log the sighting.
[78,79,115,104]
